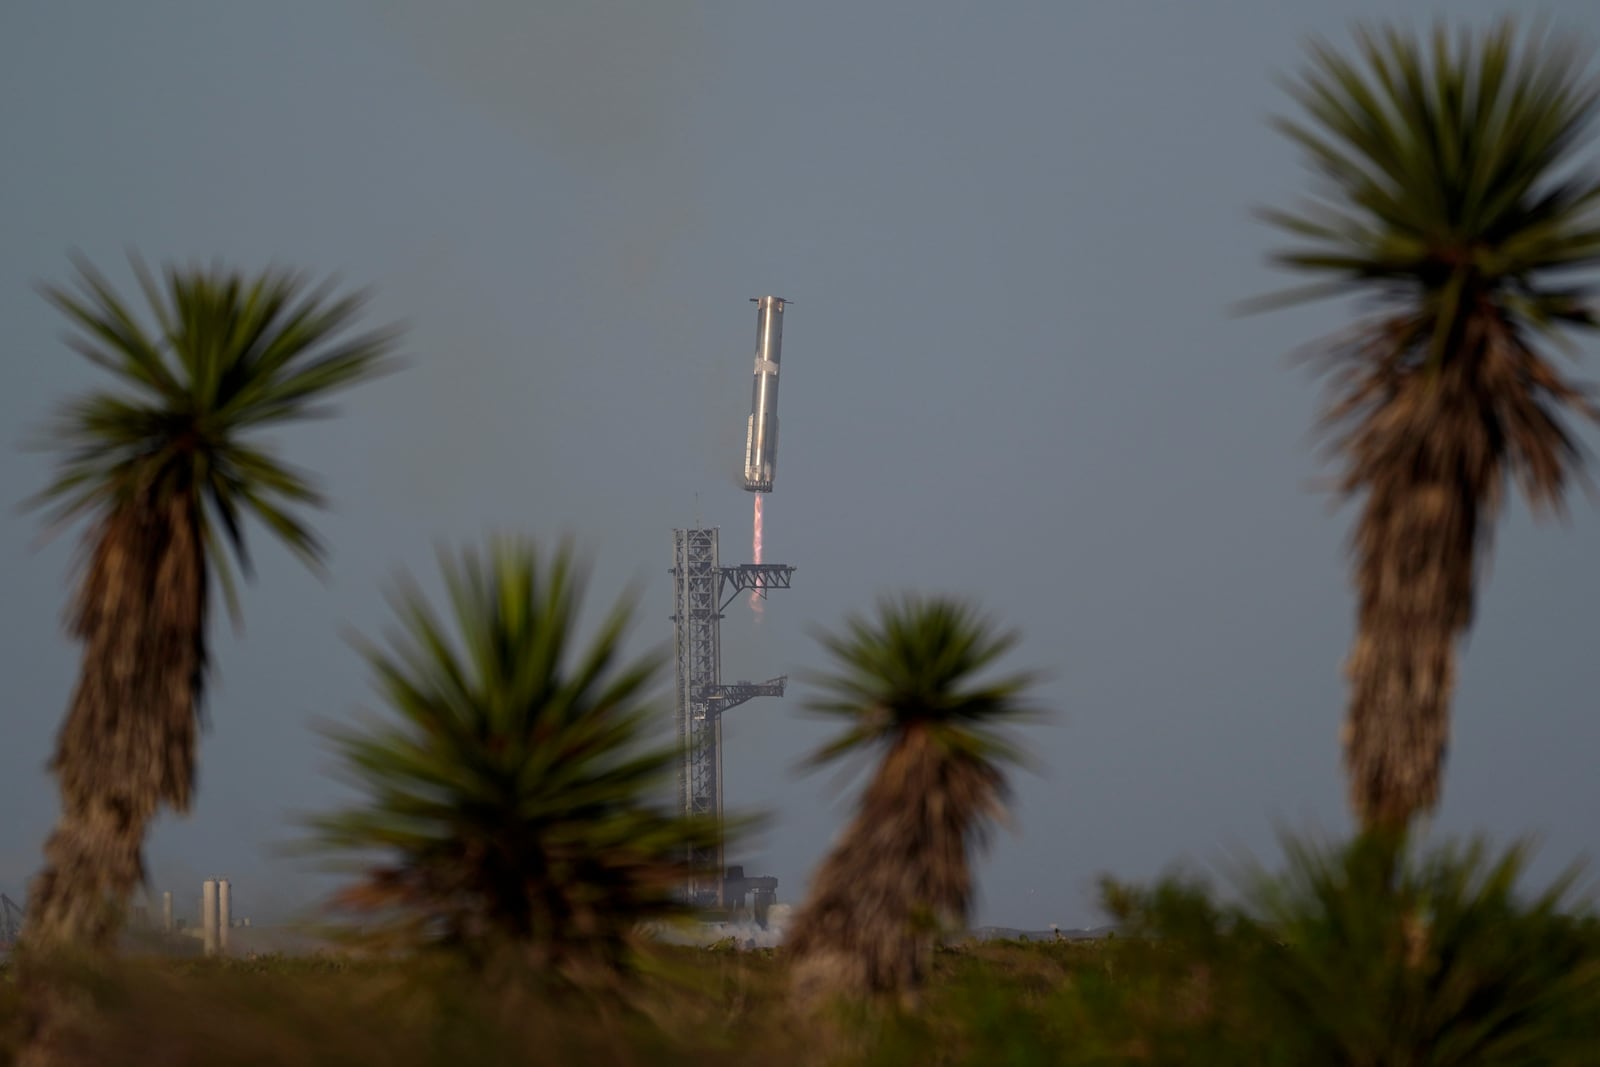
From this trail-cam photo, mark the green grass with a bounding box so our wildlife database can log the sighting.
[0,941,1137,1067]
[0,938,1344,1066]
[5,836,1596,1065]
[4,927,1598,1066]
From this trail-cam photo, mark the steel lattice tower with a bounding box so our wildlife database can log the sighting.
[671,527,795,906]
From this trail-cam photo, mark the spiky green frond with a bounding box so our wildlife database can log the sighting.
[31,253,399,618]
[1259,19,1600,351]
[1103,834,1600,1064]
[802,595,1041,772]
[304,539,724,977]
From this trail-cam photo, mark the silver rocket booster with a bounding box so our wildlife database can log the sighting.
[743,296,788,493]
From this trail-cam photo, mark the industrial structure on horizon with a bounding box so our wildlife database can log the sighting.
[0,894,23,953]
[671,527,793,917]
[671,295,799,922]
[0,880,253,957]
[199,877,233,956]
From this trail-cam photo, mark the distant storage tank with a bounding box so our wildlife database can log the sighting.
[743,296,789,493]
[201,879,218,957]
[218,879,232,954]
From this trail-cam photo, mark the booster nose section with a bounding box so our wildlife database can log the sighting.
[743,296,787,493]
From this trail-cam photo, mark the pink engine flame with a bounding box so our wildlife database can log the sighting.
[750,495,764,616]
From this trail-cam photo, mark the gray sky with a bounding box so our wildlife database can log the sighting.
[2,0,1598,930]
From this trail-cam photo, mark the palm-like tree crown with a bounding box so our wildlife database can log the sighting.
[35,255,399,615]
[1262,20,1600,494]
[803,595,1036,772]
[307,539,722,980]
[1261,21,1600,829]
[1265,21,1600,342]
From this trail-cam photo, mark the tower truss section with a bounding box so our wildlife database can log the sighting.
[671,526,796,906]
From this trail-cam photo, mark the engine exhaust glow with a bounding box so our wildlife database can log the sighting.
[750,495,764,616]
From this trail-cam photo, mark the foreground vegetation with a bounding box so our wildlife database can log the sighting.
[303,538,724,984]
[1259,18,1600,832]
[787,595,1039,1006]
[26,259,397,953]
[0,941,1422,1067]
[4,834,1596,1067]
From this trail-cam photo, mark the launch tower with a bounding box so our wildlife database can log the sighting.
[671,527,795,908]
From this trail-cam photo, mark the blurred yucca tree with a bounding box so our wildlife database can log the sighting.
[305,539,725,984]
[25,255,397,953]
[785,596,1041,1007]
[1259,20,1600,831]
[1103,835,1600,1065]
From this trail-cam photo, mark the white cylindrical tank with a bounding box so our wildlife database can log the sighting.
[218,880,232,953]
[201,879,218,957]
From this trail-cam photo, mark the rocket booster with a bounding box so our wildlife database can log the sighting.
[743,295,788,493]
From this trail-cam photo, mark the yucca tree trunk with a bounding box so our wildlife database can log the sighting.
[25,494,206,950]
[1342,374,1485,834]
[20,496,205,1066]
[787,729,999,1008]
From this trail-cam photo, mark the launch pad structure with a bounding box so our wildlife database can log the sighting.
[671,527,795,913]
[671,294,797,918]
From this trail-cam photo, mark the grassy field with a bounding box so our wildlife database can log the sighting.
[4,837,1598,1065]
[0,939,1198,1067]
[5,893,1599,1065]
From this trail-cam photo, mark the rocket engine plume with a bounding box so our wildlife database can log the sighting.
[751,495,764,616]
